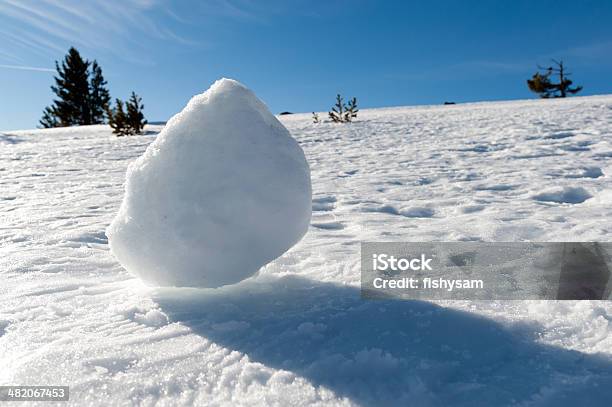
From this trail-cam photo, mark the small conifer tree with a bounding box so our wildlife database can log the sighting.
[527,60,582,98]
[126,92,147,134]
[344,97,358,122]
[329,94,345,123]
[328,94,358,123]
[107,99,130,136]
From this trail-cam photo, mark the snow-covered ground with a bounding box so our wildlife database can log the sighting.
[1,95,612,406]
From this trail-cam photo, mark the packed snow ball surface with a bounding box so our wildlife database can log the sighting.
[107,78,312,288]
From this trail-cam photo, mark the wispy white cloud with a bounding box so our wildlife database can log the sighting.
[0,0,194,64]
[388,59,530,82]
[0,27,65,57]
[387,39,612,83]
[0,0,321,66]
[0,48,24,63]
[549,41,612,63]
[0,0,317,67]
[0,64,55,72]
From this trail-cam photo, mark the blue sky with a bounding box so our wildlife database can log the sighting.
[1,0,612,130]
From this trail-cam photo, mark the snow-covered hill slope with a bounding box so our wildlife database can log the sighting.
[1,95,612,406]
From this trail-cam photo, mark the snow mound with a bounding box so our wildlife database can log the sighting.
[107,78,312,287]
[532,186,592,204]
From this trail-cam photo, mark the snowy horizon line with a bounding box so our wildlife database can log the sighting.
[3,92,612,133]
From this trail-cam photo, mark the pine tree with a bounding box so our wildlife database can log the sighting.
[329,94,345,123]
[125,91,147,134]
[527,60,582,98]
[88,61,111,124]
[39,106,59,128]
[344,97,358,122]
[328,94,358,123]
[40,47,112,127]
[107,98,130,136]
[45,47,91,126]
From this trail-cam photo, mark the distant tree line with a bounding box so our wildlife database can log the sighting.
[40,47,146,136]
[42,49,584,133]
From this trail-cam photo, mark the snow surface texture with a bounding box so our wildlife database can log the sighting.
[107,79,312,288]
[1,95,612,406]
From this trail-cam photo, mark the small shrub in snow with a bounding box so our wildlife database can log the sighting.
[107,92,147,136]
[329,94,358,123]
[345,97,358,121]
[107,99,130,136]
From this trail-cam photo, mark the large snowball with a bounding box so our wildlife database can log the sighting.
[107,79,312,288]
